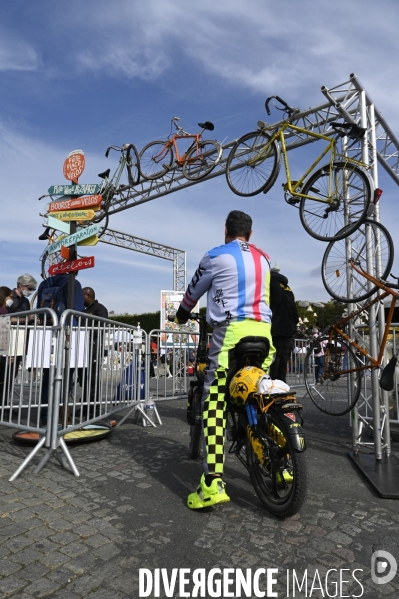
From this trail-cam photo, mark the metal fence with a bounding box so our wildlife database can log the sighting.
[0,310,159,480]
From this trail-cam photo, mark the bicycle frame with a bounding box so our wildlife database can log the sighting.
[327,261,399,374]
[153,133,201,166]
[100,150,132,196]
[253,121,369,204]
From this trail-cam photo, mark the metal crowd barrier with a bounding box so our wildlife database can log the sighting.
[146,332,315,400]
[287,338,315,389]
[1,309,161,480]
[0,309,59,479]
[147,329,211,402]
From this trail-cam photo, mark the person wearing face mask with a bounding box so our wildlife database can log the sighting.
[7,274,38,318]
[0,286,13,315]
[0,286,13,402]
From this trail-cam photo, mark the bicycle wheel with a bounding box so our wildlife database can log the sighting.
[322,219,394,302]
[225,131,280,197]
[304,336,361,416]
[126,143,140,185]
[183,141,222,181]
[299,162,371,241]
[246,408,307,517]
[139,141,173,180]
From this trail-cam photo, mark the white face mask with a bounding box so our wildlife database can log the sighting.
[21,288,33,297]
[5,299,13,308]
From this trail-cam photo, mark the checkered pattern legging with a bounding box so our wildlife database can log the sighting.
[201,320,274,475]
[202,368,228,474]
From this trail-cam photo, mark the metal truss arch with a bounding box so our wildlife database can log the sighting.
[99,229,186,292]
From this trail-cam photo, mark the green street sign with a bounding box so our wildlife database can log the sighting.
[47,224,101,254]
[47,215,71,235]
[48,184,100,196]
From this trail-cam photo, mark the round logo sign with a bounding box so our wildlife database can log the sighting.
[63,150,85,183]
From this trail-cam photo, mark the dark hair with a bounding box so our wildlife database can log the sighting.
[225,210,252,241]
[0,286,12,308]
[82,287,95,300]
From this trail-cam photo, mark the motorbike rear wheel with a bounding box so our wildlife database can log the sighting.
[246,408,307,517]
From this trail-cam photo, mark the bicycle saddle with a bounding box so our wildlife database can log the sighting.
[98,169,110,179]
[330,121,366,141]
[234,336,270,368]
[198,121,214,131]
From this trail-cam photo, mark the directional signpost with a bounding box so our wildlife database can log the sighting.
[50,209,96,221]
[47,215,71,235]
[47,224,100,254]
[48,195,102,212]
[48,184,100,197]
[63,150,85,184]
[40,150,104,316]
[48,256,95,276]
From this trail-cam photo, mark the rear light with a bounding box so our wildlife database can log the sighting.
[373,188,383,204]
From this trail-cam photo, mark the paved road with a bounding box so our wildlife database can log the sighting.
[1,392,399,598]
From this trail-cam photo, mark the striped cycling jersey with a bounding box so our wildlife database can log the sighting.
[180,239,272,326]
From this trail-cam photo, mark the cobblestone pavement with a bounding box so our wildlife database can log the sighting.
[1,393,399,598]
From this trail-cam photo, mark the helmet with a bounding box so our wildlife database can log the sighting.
[229,366,265,407]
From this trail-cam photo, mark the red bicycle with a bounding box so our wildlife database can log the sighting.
[139,117,222,181]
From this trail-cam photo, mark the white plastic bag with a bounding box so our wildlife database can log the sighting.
[257,374,290,394]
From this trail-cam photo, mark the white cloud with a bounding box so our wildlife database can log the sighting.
[0,36,40,71]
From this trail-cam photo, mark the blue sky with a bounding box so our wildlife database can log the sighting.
[1,0,399,315]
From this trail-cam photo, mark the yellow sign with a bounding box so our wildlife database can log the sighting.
[51,210,96,221]
[77,235,99,247]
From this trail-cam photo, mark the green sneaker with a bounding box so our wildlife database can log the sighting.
[187,474,230,509]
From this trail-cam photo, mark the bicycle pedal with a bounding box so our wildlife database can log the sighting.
[286,196,300,205]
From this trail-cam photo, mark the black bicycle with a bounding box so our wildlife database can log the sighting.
[170,313,308,517]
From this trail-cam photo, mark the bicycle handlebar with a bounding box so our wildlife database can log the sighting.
[167,312,203,322]
[105,144,136,158]
[265,95,299,117]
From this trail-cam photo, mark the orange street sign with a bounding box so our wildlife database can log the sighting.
[48,195,102,213]
[63,150,85,183]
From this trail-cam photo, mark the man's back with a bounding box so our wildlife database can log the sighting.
[181,239,272,326]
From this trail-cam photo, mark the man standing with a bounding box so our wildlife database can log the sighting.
[175,210,275,509]
[269,266,299,383]
[78,288,108,419]
[82,287,108,318]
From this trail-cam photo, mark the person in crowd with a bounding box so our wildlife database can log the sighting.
[268,265,299,383]
[40,278,84,425]
[78,288,108,419]
[174,210,275,509]
[82,287,108,318]
[0,287,13,401]
[313,326,327,384]
[0,287,13,315]
[7,274,37,322]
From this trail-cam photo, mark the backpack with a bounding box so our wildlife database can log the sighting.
[37,274,84,321]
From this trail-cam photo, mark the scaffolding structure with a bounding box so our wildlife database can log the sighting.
[99,229,186,291]
[56,73,399,482]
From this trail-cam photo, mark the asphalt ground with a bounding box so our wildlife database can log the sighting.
[1,388,399,599]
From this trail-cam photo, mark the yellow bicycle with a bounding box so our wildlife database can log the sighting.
[225,96,375,242]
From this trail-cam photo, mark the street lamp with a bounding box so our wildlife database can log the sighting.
[297,301,326,330]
